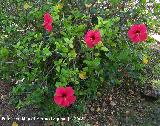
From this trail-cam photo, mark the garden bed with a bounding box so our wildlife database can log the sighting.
[0,0,160,126]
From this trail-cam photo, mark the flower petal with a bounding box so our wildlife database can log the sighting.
[140,33,147,41]
[66,96,76,104]
[139,24,147,33]
[61,99,70,107]
[44,25,53,32]
[54,96,63,105]
[66,87,74,96]
[93,31,101,44]
[55,87,66,96]
[44,13,53,24]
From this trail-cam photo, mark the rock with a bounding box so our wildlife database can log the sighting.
[126,111,130,116]
[0,94,7,101]
[96,107,101,112]
[90,107,95,112]
[141,85,160,101]
[110,101,116,106]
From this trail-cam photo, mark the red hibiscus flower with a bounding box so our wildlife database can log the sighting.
[53,87,76,107]
[128,24,147,43]
[43,13,53,32]
[84,30,101,48]
[44,25,52,32]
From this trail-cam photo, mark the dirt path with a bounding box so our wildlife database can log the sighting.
[84,84,160,126]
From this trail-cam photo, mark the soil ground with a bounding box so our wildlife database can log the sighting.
[85,84,160,126]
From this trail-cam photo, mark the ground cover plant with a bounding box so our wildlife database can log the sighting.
[0,0,160,123]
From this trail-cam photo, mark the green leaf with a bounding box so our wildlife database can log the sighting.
[55,82,63,87]
[43,47,52,57]
[0,47,9,59]
[68,50,77,58]
[62,47,68,53]
[118,49,130,61]
[24,3,31,10]
[101,46,109,52]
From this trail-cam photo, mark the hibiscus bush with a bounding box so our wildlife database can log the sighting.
[0,0,159,117]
